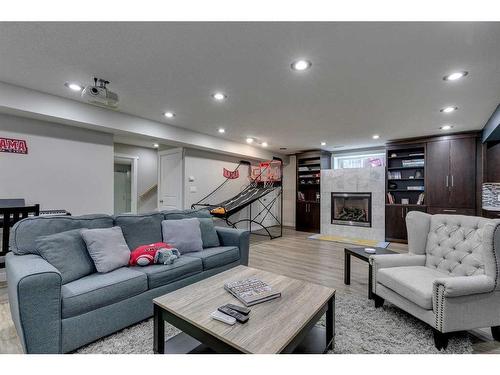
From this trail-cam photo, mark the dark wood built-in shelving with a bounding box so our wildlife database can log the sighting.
[385,131,481,243]
[295,150,331,233]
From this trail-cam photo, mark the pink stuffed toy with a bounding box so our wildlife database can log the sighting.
[129,242,173,266]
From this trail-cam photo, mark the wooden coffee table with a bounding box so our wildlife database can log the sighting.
[153,265,335,354]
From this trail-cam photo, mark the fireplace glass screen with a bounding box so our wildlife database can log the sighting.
[331,192,372,227]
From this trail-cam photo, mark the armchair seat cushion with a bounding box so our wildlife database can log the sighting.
[62,268,147,318]
[377,266,452,310]
[133,256,203,289]
[185,246,240,270]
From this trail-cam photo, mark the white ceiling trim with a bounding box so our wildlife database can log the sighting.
[0,81,282,161]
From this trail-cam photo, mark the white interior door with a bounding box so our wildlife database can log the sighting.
[158,148,183,210]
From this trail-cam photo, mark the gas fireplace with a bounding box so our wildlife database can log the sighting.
[331,192,372,227]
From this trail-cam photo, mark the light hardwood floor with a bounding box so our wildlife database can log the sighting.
[0,228,499,354]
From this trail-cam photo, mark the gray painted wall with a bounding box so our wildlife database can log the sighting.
[0,113,114,215]
[114,143,158,213]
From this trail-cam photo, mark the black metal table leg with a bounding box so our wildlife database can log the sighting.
[368,263,373,300]
[344,250,351,285]
[325,295,335,352]
[154,304,165,354]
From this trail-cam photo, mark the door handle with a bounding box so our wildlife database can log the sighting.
[442,209,457,213]
[451,175,454,187]
[159,200,164,203]
[445,175,449,187]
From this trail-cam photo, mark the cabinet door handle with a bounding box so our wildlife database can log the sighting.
[451,175,454,187]
[442,209,457,213]
[445,175,449,187]
[401,208,404,218]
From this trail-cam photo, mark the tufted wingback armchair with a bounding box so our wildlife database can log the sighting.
[369,211,500,350]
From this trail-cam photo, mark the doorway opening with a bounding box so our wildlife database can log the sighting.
[114,154,138,214]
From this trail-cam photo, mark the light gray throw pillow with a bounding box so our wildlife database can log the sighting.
[161,218,203,254]
[80,226,130,273]
[35,229,96,284]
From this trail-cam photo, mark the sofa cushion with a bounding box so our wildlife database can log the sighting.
[9,214,113,255]
[35,229,96,284]
[113,212,164,250]
[185,246,239,270]
[161,218,203,254]
[162,209,212,221]
[198,218,220,248]
[133,256,203,289]
[61,267,147,318]
[81,227,131,273]
[377,266,452,310]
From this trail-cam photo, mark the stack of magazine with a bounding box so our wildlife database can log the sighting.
[224,278,281,306]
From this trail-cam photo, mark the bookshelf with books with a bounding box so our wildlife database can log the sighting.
[295,150,331,233]
[385,143,428,242]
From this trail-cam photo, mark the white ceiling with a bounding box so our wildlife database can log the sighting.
[0,22,499,153]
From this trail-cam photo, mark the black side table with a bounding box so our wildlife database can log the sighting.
[344,247,397,299]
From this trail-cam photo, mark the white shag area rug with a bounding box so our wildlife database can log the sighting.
[76,292,473,354]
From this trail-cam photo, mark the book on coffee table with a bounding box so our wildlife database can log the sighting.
[224,277,281,306]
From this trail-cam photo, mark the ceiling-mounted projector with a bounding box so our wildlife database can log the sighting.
[81,77,119,109]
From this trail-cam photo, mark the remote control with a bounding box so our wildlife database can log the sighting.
[223,304,251,315]
[218,306,249,323]
[211,310,236,325]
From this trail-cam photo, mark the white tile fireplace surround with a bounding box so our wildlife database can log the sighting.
[321,167,385,241]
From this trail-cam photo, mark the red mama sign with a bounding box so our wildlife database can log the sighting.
[0,137,28,154]
[223,168,239,179]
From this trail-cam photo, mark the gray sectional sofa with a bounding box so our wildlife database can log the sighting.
[6,209,250,354]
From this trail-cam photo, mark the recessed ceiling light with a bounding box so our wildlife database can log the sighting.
[440,125,453,131]
[246,138,254,144]
[443,71,468,81]
[440,106,458,113]
[212,92,226,101]
[64,82,83,91]
[218,128,225,134]
[372,134,380,140]
[320,141,327,146]
[261,142,268,147]
[164,111,175,118]
[153,143,159,148]
[291,59,312,71]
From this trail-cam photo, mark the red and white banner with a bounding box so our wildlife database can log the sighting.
[0,137,28,154]
[223,168,239,179]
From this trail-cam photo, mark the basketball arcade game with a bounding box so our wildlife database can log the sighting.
[191,157,283,239]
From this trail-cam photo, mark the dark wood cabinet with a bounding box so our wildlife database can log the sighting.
[449,137,476,208]
[428,207,476,216]
[426,140,450,207]
[385,204,427,242]
[426,135,476,210]
[385,205,406,242]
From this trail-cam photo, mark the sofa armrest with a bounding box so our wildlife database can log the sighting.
[215,227,250,266]
[6,253,62,353]
[433,275,496,298]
